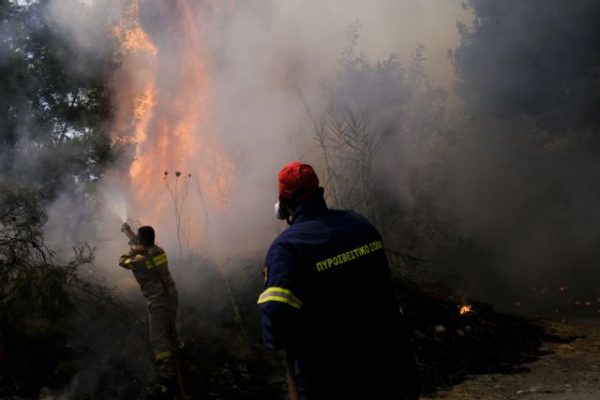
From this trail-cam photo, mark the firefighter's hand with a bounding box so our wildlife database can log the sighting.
[122,223,137,242]
[121,222,132,233]
[131,243,145,253]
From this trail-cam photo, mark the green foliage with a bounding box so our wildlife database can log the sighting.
[0,184,82,396]
[0,0,118,195]
[0,184,73,321]
[0,184,47,266]
[0,183,144,398]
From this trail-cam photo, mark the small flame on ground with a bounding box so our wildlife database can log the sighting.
[459,304,473,315]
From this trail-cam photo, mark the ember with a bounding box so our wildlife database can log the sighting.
[459,304,473,315]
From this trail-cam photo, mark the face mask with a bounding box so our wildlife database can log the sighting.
[274,201,286,220]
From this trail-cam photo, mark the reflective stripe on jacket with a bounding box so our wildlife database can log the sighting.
[258,194,416,399]
[119,245,177,308]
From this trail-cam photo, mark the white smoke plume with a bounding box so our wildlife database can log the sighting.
[43,0,468,281]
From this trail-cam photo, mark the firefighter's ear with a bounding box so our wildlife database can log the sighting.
[274,201,288,220]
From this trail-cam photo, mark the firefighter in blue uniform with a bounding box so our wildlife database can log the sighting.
[258,161,420,400]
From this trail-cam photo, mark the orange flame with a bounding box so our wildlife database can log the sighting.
[111,0,157,148]
[459,304,472,315]
[111,0,233,249]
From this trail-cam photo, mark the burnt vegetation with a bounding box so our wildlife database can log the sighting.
[2,0,600,399]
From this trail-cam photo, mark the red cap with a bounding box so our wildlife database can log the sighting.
[278,161,320,200]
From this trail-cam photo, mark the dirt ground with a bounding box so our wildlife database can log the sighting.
[422,317,600,400]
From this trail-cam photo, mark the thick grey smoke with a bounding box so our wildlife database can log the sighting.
[33,5,468,393]
[438,118,600,303]
[9,1,600,396]
[439,0,600,304]
[195,0,468,260]
[43,0,469,270]
[452,0,600,131]
[4,0,479,397]
[42,0,600,313]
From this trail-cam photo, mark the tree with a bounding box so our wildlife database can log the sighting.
[444,0,600,299]
[310,26,452,260]
[0,184,77,396]
[451,0,600,133]
[0,2,134,396]
[0,0,118,197]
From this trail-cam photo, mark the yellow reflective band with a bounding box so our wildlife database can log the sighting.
[146,253,167,269]
[314,240,384,273]
[153,254,167,265]
[257,287,303,309]
[154,351,172,361]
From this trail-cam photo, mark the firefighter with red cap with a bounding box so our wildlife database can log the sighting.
[258,161,420,399]
[119,224,180,399]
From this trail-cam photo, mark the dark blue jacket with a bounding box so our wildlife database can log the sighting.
[258,193,418,399]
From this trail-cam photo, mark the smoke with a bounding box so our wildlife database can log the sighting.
[45,0,122,54]
[452,0,600,131]
[197,0,600,308]
[32,0,600,317]
[0,0,117,197]
[4,0,478,397]
[8,0,600,396]
[436,117,600,303]
[195,0,468,259]
[38,0,600,314]
[437,0,600,305]
[41,0,468,265]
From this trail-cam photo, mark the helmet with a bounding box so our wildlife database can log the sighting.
[278,161,319,201]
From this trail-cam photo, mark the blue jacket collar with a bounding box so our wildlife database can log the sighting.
[290,190,328,224]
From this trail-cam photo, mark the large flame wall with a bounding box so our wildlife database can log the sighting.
[111,0,233,251]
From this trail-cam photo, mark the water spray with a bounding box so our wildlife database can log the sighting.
[103,187,128,223]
